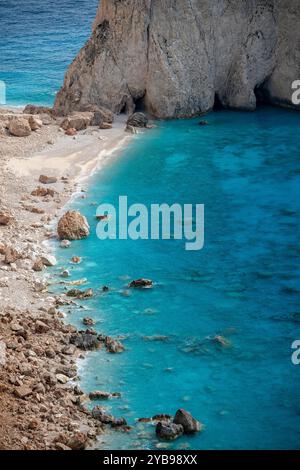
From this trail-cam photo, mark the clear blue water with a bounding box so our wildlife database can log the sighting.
[2,0,300,450]
[0,0,98,106]
[53,108,300,450]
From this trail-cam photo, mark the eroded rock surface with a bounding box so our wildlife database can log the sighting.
[54,0,300,119]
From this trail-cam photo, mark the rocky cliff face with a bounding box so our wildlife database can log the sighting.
[54,0,300,118]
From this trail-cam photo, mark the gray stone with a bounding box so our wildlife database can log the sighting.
[54,1,300,118]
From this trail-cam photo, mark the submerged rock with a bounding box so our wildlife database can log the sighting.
[60,239,71,249]
[57,210,90,240]
[173,409,203,434]
[156,422,184,441]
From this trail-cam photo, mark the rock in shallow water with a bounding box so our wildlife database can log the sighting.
[57,210,90,240]
[173,409,203,434]
[156,422,184,441]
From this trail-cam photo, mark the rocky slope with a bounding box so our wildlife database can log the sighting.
[54,0,300,119]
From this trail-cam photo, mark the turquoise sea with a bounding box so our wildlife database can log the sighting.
[55,108,300,450]
[2,0,300,450]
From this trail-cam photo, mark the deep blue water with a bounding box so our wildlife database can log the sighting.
[54,108,300,450]
[0,0,98,105]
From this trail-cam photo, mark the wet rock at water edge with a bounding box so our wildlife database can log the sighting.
[39,174,58,184]
[89,390,121,400]
[60,239,71,249]
[156,422,184,441]
[173,409,203,434]
[70,331,101,351]
[66,288,93,299]
[40,254,57,267]
[32,258,44,272]
[126,112,148,129]
[92,406,127,427]
[129,279,153,289]
[104,336,125,353]
[82,317,95,326]
[57,210,90,240]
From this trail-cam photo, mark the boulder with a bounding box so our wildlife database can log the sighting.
[156,422,184,441]
[4,246,21,264]
[173,409,203,434]
[40,254,57,267]
[23,104,52,115]
[92,406,126,426]
[71,256,81,263]
[89,391,111,400]
[129,279,153,288]
[58,432,88,451]
[28,115,43,131]
[66,288,93,299]
[32,258,44,272]
[39,175,58,184]
[57,210,90,240]
[35,320,50,334]
[60,112,92,131]
[83,105,114,125]
[99,122,112,130]
[65,127,77,136]
[0,211,13,225]
[31,186,55,197]
[9,118,31,137]
[83,317,95,326]
[70,331,101,351]
[104,336,124,354]
[14,385,32,399]
[56,373,69,384]
[126,112,148,128]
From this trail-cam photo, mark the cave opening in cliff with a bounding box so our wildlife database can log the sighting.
[254,80,271,107]
[134,94,147,113]
[213,93,224,111]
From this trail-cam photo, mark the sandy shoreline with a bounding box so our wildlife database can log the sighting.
[0,109,134,449]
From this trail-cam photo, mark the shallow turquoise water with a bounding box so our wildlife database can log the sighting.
[54,107,300,450]
[0,0,98,105]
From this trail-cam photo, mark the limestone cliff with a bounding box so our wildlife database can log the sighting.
[54,0,300,118]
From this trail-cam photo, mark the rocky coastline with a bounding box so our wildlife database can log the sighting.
[0,105,138,450]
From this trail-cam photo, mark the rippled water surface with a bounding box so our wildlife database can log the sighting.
[53,108,300,450]
[0,0,98,105]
